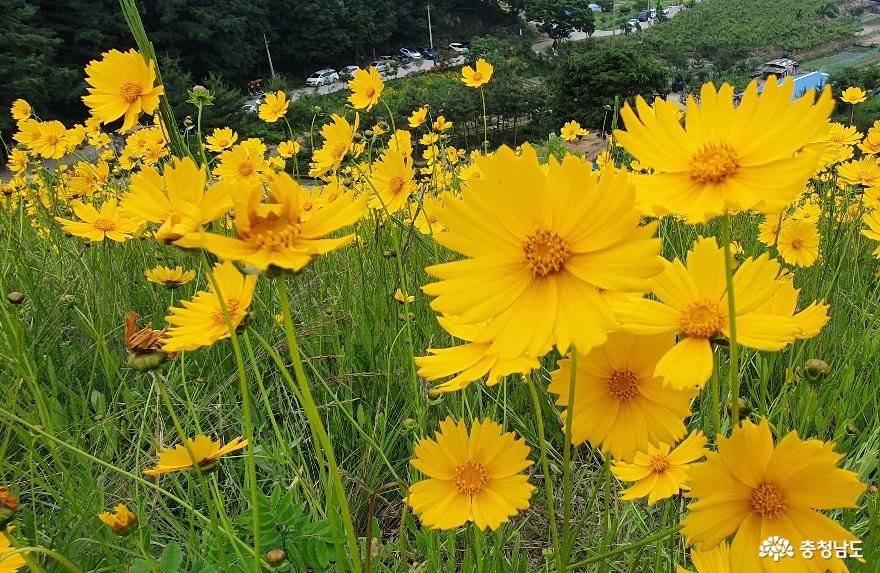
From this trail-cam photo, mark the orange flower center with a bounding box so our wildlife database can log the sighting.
[211,298,242,327]
[93,218,117,232]
[365,86,376,98]
[680,300,724,339]
[523,229,570,277]
[689,143,739,185]
[244,213,304,249]
[791,238,804,250]
[388,176,405,196]
[649,454,670,473]
[471,72,483,82]
[238,161,255,177]
[45,135,60,146]
[453,460,488,495]
[119,81,143,103]
[751,482,787,518]
[607,369,640,401]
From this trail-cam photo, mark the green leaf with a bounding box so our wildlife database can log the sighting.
[159,541,183,573]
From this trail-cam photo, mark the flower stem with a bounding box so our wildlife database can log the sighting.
[565,525,683,569]
[721,212,740,432]
[275,275,363,573]
[479,87,489,155]
[561,350,578,566]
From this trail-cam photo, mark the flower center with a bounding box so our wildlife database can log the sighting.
[389,176,405,196]
[649,454,670,473]
[211,298,242,327]
[453,460,488,495]
[238,162,255,177]
[791,238,804,250]
[365,87,376,98]
[689,143,739,185]
[244,214,304,249]
[607,369,640,401]
[119,82,143,104]
[93,218,117,232]
[680,300,725,338]
[751,482,787,518]
[472,72,483,82]
[523,229,570,277]
[45,135,59,146]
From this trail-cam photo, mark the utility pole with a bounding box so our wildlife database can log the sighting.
[427,4,434,49]
[263,32,276,78]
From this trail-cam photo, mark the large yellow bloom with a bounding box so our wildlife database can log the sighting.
[120,157,233,244]
[309,114,360,177]
[407,418,534,531]
[348,67,384,111]
[615,77,833,223]
[258,90,289,123]
[369,148,415,213]
[677,544,732,573]
[681,418,865,573]
[82,49,164,133]
[560,120,588,141]
[178,172,367,272]
[840,86,868,104]
[549,332,696,460]
[204,126,238,153]
[776,220,820,267]
[54,199,141,242]
[214,140,268,186]
[0,527,27,572]
[144,435,247,475]
[615,237,801,389]
[461,58,494,88]
[837,156,880,187]
[162,261,256,352]
[423,145,662,360]
[612,430,707,504]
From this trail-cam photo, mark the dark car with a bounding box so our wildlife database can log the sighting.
[638,10,650,22]
[418,47,437,60]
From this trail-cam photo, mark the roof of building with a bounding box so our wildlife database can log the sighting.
[755,71,829,100]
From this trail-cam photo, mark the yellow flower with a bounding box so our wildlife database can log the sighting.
[13,119,41,147]
[309,113,360,177]
[616,237,801,389]
[0,527,27,573]
[6,150,28,174]
[144,435,248,475]
[863,210,880,258]
[753,272,829,339]
[214,140,268,186]
[411,194,445,235]
[612,431,707,504]
[54,199,141,242]
[258,90,289,123]
[423,146,662,361]
[98,504,138,535]
[757,214,784,246]
[82,49,164,133]
[615,77,833,223]
[407,418,534,531]
[145,266,196,288]
[840,86,868,104]
[394,288,415,303]
[369,149,415,214]
[162,261,256,353]
[681,418,865,572]
[826,122,863,146]
[10,99,31,122]
[178,172,366,273]
[67,160,110,198]
[776,220,820,267]
[837,156,880,187]
[204,127,238,153]
[348,67,384,111]
[550,333,697,460]
[408,106,428,128]
[560,120,589,141]
[676,544,732,573]
[121,156,233,244]
[277,140,300,158]
[32,120,67,159]
[461,58,494,88]
[432,116,453,132]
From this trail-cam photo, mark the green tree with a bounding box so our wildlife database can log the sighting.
[528,0,596,40]
[655,2,668,22]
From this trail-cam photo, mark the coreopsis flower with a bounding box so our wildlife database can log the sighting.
[277,140,300,158]
[13,119,41,147]
[204,127,238,153]
[863,210,880,258]
[826,122,863,146]
[776,220,820,267]
[757,215,784,246]
[394,288,415,303]
[144,435,248,475]
[54,199,141,242]
[0,526,27,572]
[411,194,445,235]
[838,156,880,187]
[178,172,366,273]
[125,311,174,371]
[67,161,110,198]
[214,140,268,186]
[10,99,30,122]
[348,67,384,111]
[681,418,866,572]
[859,128,880,155]
[258,90,289,123]
[98,504,138,535]
[309,113,360,177]
[6,150,28,174]
[676,544,732,573]
[752,272,829,339]
[612,431,707,504]
[120,157,233,244]
[840,86,868,104]
[408,106,428,128]
[791,200,821,223]
[432,116,453,132]
[550,332,696,459]
[407,418,534,530]
[423,145,662,361]
[32,120,67,159]
[560,120,589,141]
[615,77,833,222]
[461,58,493,88]
[82,49,164,133]
[65,124,86,151]
[162,261,256,352]
[369,148,415,213]
[145,266,196,287]
[615,237,801,389]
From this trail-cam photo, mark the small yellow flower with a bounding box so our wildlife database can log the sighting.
[98,504,138,535]
[612,431,707,504]
[560,120,588,141]
[10,99,31,122]
[432,116,453,132]
[394,288,415,303]
[840,86,868,104]
[144,435,248,475]
[277,140,300,158]
[54,199,141,242]
[461,58,493,88]
[32,120,68,159]
[348,67,384,111]
[408,106,428,128]
[205,127,238,153]
[0,526,27,572]
[258,91,289,123]
[145,266,196,288]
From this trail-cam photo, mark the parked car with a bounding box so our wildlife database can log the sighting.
[305,69,339,87]
[241,103,258,114]
[663,6,672,15]
[339,65,360,80]
[638,10,650,22]
[399,47,423,60]
[370,60,393,75]
[418,47,437,60]
[448,42,469,53]
[627,18,640,27]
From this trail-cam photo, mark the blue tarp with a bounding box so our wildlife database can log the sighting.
[755,72,829,100]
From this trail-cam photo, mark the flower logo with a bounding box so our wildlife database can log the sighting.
[759,536,795,561]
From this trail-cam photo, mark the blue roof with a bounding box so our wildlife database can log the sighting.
[588,3,602,10]
[756,72,829,100]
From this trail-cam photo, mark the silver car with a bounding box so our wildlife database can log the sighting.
[306,69,339,87]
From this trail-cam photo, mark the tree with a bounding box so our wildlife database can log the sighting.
[552,42,669,128]
[655,2,668,22]
[527,0,595,40]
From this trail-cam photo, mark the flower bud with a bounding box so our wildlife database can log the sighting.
[7,292,24,305]
[98,504,138,535]
[127,350,168,372]
[311,106,323,115]
[845,423,858,435]
[266,549,286,567]
[726,397,751,421]
[804,358,830,378]
[0,487,20,529]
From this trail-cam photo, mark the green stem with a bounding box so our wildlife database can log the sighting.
[479,87,489,155]
[561,351,578,567]
[721,212,740,432]
[565,526,683,570]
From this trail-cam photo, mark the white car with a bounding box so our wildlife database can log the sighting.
[306,69,339,87]
[370,60,393,75]
[627,18,640,27]
[448,42,469,54]
[399,48,423,60]
[339,65,360,80]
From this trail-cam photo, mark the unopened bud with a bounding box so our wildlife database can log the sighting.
[383,250,396,258]
[58,294,76,304]
[7,292,24,305]
[311,106,323,115]
[804,358,830,378]
[266,549,286,567]
[402,418,417,430]
[845,423,858,435]
[727,397,750,421]
[127,351,168,372]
